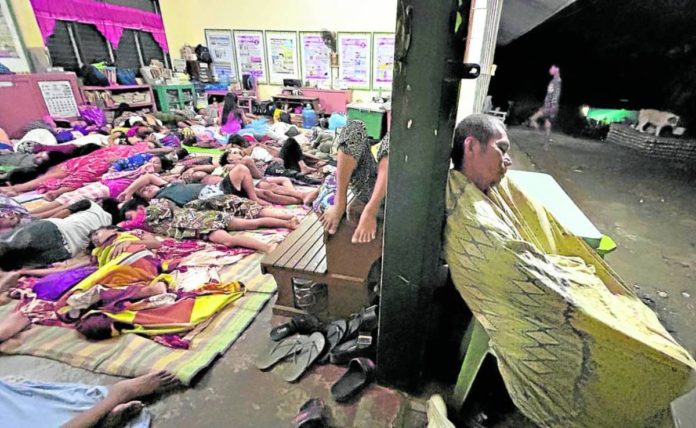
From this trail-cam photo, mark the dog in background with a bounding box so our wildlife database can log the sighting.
[633,109,680,137]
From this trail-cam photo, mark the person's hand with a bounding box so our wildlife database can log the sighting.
[110,241,131,257]
[320,204,344,235]
[352,209,378,244]
[118,191,133,202]
[181,169,195,180]
[43,190,60,201]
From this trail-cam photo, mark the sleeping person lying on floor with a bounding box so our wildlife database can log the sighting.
[118,194,295,253]
[0,227,247,347]
[28,155,174,219]
[123,162,318,207]
[0,140,173,198]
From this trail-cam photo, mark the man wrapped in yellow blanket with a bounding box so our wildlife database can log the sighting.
[444,114,696,427]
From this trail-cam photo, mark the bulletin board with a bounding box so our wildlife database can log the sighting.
[372,33,395,90]
[299,32,332,87]
[205,29,238,83]
[0,0,30,72]
[233,30,268,84]
[265,31,300,85]
[337,32,372,90]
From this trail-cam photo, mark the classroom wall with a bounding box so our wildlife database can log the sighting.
[8,0,43,49]
[159,0,398,101]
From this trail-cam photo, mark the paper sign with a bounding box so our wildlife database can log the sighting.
[338,33,371,90]
[234,30,267,84]
[266,31,299,85]
[373,34,395,89]
[38,81,79,118]
[300,33,332,87]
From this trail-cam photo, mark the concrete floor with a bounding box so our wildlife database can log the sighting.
[0,294,416,427]
[2,126,695,427]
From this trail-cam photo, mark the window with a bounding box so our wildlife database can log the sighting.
[115,30,142,71]
[44,1,167,74]
[73,23,111,65]
[46,21,80,72]
[138,31,165,65]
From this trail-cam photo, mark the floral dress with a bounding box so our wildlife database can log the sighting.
[145,198,233,240]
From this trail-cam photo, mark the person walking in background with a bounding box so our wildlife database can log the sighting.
[528,65,562,149]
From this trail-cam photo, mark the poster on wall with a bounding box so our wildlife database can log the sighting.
[300,32,331,87]
[0,0,30,72]
[373,33,395,90]
[337,33,371,90]
[265,31,299,85]
[38,81,79,118]
[233,30,267,84]
[205,29,237,82]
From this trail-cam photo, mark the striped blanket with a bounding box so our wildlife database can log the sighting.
[0,253,276,385]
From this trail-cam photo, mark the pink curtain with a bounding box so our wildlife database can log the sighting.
[31,0,169,52]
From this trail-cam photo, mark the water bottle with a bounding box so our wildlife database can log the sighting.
[302,106,318,129]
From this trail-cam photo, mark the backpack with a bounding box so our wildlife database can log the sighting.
[195,45,212,63]
[116,68,137,85]
[81,65,109,86]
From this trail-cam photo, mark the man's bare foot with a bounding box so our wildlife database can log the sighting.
[108,371,179,403]
[352,212,378,244]
[302,189,320,206]
[285,217,299,230]
[102,401,144,428]
[0,271,20,294]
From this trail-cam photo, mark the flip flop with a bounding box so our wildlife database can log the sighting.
[277,332,326,382]
[330,358,376,402]
[292,398,331,428]
[329,334,373,365]
[319,319,347,364]
[270,313,322,342]
[344,305,378,342]
[256,335,310,371]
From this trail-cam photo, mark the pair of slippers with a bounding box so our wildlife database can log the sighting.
[323,305,378,365]
[256,332,326,382]
[292,398,331,428]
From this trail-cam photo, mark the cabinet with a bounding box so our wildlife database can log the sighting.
[153,84,196,112]
[81,85,156,112]
[0,73,83,138]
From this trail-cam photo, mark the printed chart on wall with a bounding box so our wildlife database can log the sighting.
[300,32,331,87]
[265,31,299,85]
[233,30,267,84]
[338,33,371,90]
[205,29,237,83]
[373,34,395,90]
[0,0,30,72]
[38,81,79,118]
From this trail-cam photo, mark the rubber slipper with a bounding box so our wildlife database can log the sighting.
[292,398,331,428]
[277,332,326,382]
[318,319,347,364]
[329,334,373,365]
[256,335,310,371]
[270,314,322,342]
[344,305,378,342]
[330,358,376,402]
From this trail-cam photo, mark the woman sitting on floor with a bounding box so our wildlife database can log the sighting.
[220,93,255,136]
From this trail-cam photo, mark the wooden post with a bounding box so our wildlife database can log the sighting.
[377,0,474,389]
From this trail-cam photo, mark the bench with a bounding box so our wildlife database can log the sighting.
[261,200,382,319]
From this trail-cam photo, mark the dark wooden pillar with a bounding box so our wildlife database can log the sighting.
[377,0,476,389]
